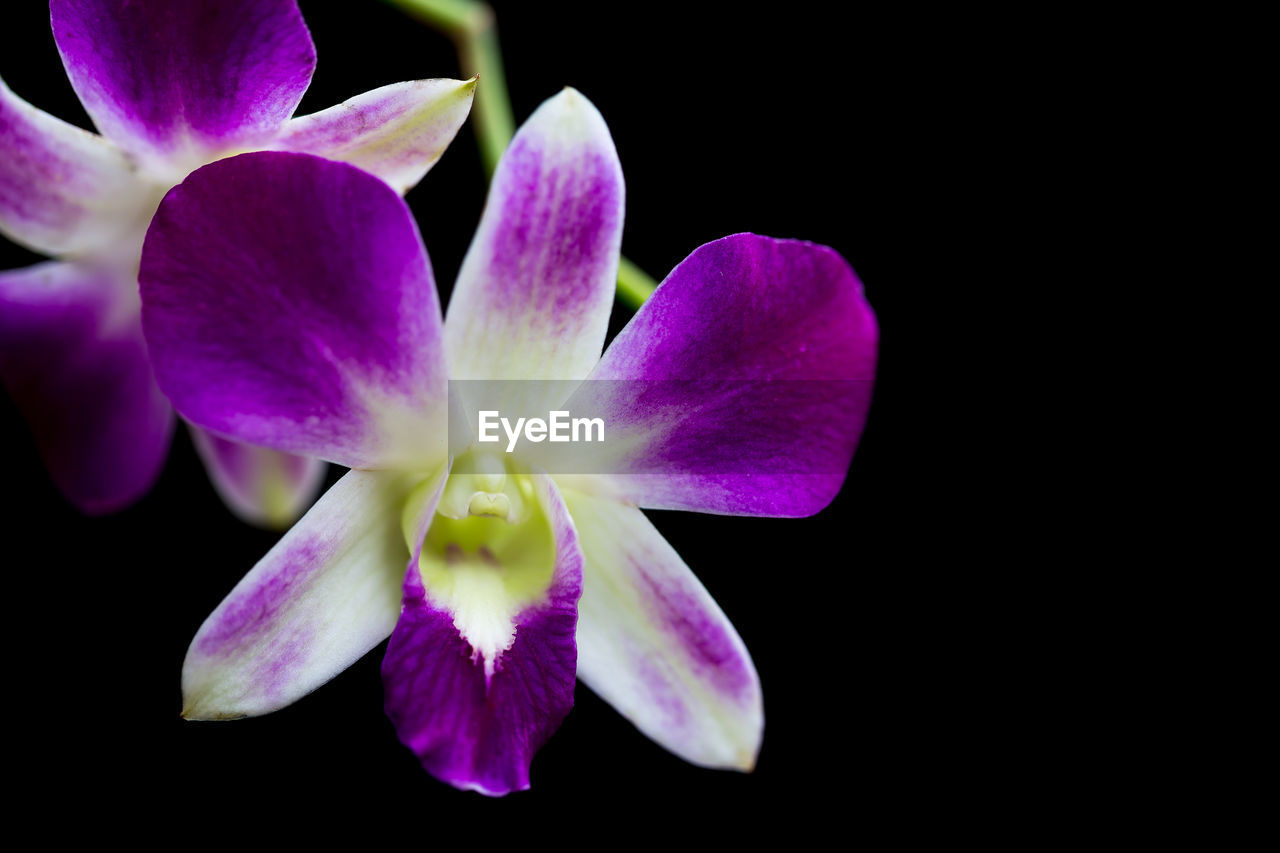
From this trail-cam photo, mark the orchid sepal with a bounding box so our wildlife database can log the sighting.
[181,465,447,720]
[276,77,477,195]
[189,425,327,530]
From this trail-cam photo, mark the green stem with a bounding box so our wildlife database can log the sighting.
[380,0,512,177]
[382,0,655,309]
[616,256,658,306]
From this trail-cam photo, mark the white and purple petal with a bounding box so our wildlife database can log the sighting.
[140,152,448,470]
[182,467,445,720]
[443,88,624,384]
[564,490,762,770]
[189,426,326,530]
[382,475,583,796]
[0,77,156,257]
[0,261,173,513]
[51,0,316,171]
[275,79,476,195]
[580,233,879,517]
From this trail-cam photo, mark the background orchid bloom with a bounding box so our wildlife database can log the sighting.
[139,88,878,795]
[0,0,474,523]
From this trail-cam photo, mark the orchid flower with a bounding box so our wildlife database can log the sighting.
[0,0,474,523]
[139,89,879,795]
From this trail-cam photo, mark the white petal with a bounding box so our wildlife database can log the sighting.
[0,77,156,257]
[182,466,445,719]
[564,489,763,769]
[443,88,624,384]
[275,78,476,195]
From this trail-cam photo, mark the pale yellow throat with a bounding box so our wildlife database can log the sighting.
[414,452,556,681]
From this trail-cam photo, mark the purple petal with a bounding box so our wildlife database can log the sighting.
[50,0,315,170]
[275,79,476,195]
[189,425,326,530]
[564,489,762,770]
[0,261,173,513]
[140,152,448,469]
[443,88,624,383]
[0,77,155,257]
[582,233,879,517]
[182,467,445,719]
[382,475,583,796]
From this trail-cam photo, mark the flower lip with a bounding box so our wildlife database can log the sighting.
[384,473,583,796]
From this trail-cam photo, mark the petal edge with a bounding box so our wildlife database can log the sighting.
[0,77,153,257]
[190,425,326,530]
[140,151,449,470]
[583,233,879,517]
[565,489,763,770]
[51,0,316,169]
[276,78,476,195]
[444,88,624,383]
[182,468,428,719]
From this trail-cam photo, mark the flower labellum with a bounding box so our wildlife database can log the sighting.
[140,88,878,794]
[0,0,475,522]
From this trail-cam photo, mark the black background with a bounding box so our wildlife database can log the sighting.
[1,0,956,834]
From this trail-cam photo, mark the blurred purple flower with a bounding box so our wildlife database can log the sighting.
[0,0,473,522]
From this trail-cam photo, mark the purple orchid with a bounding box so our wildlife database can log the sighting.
[139,89,879,795]
[0,0,474,522]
